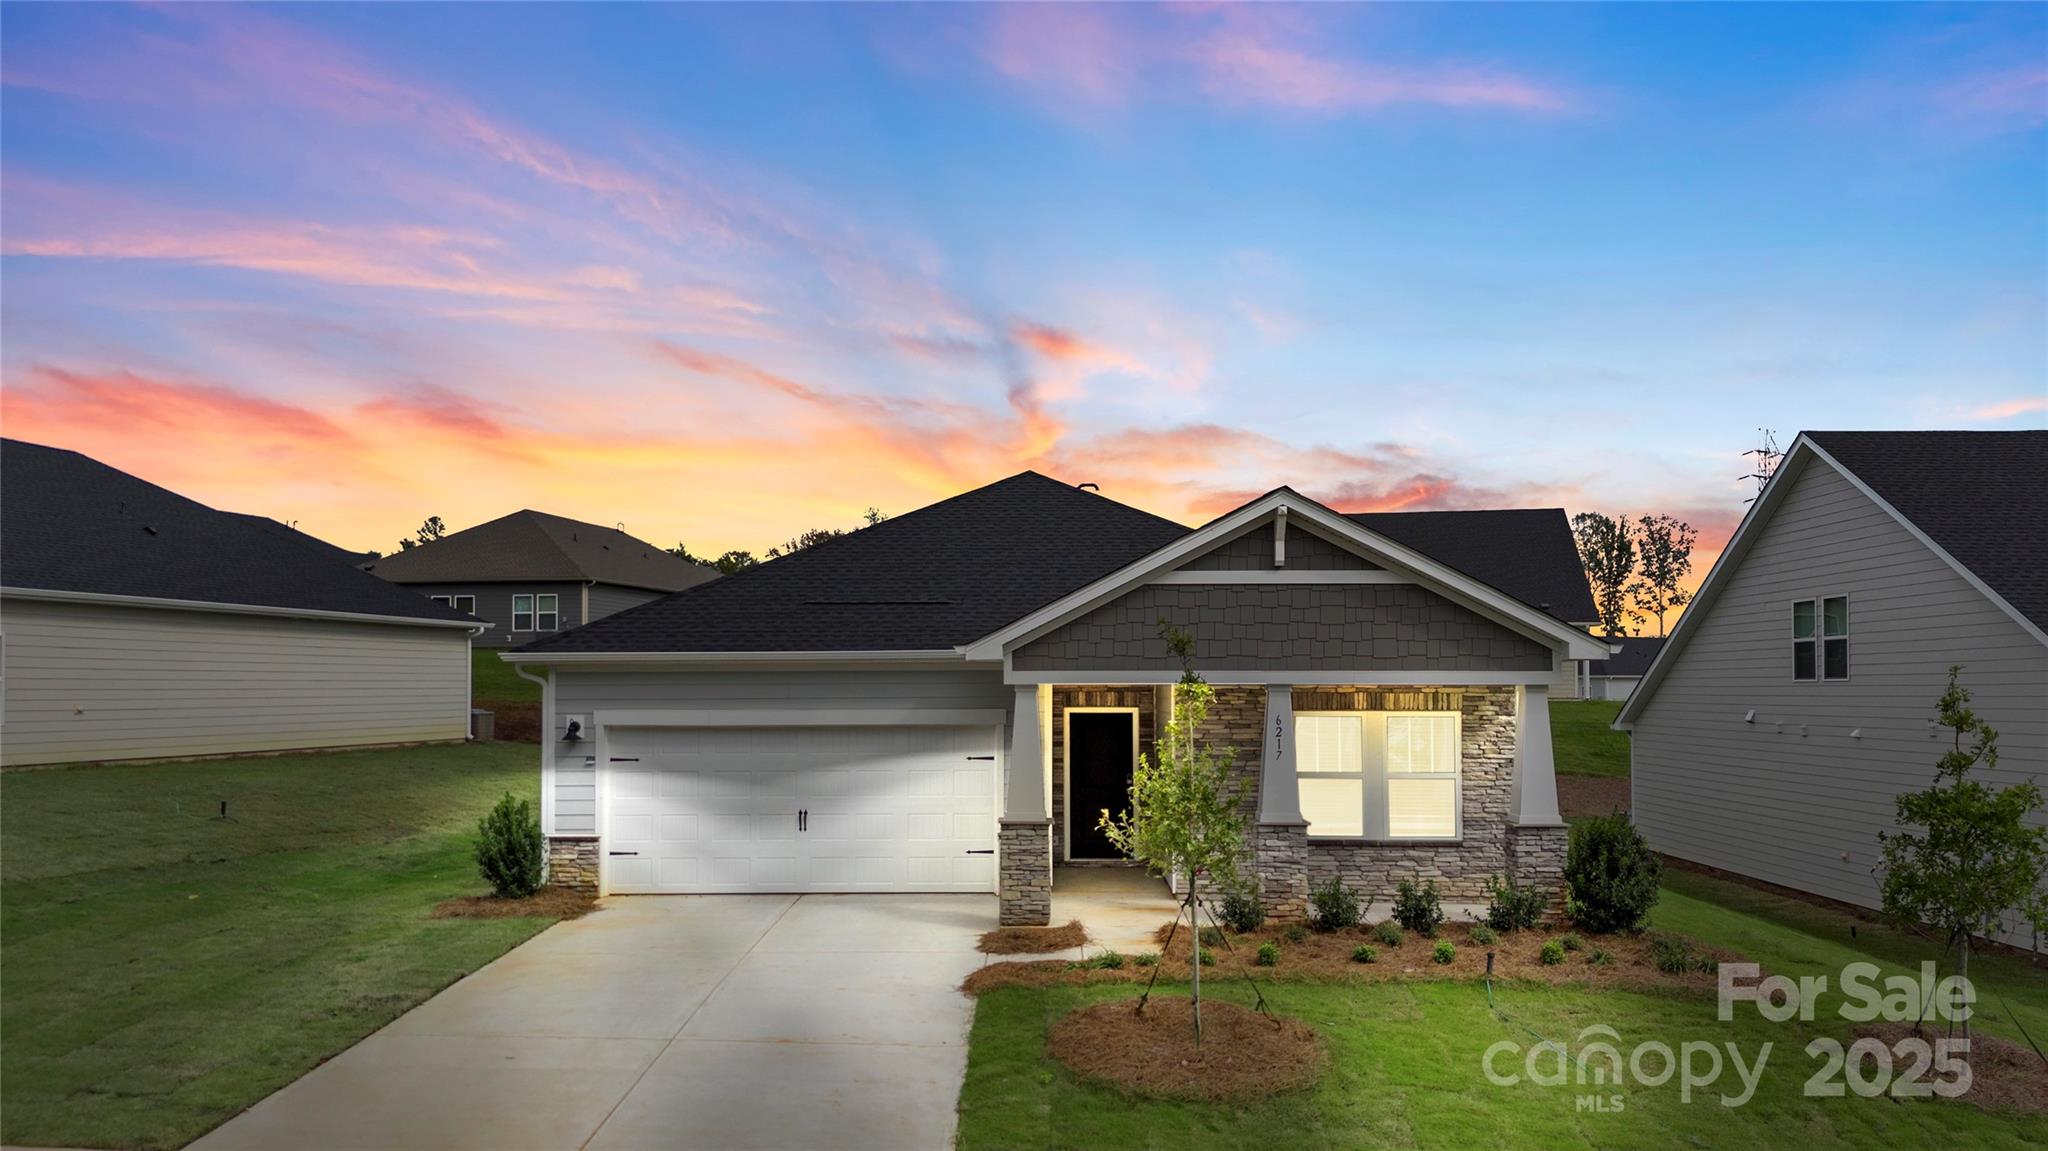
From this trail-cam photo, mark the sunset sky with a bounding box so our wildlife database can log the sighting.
[3,4,2043,593]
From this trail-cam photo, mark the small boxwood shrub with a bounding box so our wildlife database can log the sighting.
[1558,932,1584,953]
[1482,873,1548,932]
[1199,947,1216,967]
[474,792,544,898]
[1371,921,1405,948]
[1281,922,1311,944]
[1470,924,1499,947]
[1393,878,1445,936]
[1352,944,1378,964]
[1308,875,1363,932]
[1255,941,1280,967]
[1219,888,1267,934]
[1431,939,1456,965]
[1539,939,1567,966]
[1564,813,1663,934]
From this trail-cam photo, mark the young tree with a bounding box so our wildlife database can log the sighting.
[1571,512,1636,637]
[1098,621,1251,1040]
[1628,513,1697,637]
[397,515,448,553]
[1877,667,2048,1040]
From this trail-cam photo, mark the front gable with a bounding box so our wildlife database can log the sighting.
[1181,522,1378,571]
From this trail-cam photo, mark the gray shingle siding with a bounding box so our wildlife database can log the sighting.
[1012,583,1553,672]
[1181,523,1376,571]
[1630,454,2048,945]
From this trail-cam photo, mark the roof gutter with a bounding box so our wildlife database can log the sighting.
[0,586,481,629]
[497,648,972,665]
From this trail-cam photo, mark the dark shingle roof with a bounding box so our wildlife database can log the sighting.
[1805,430,2048,630]
[1348,508,1598,624]
[516,472,1191,653]
[1589,635,1664,678]
[1,439,473,624]
[365,509,717,593]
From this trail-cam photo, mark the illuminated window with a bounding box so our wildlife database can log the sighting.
[512,594,535,631]
[1296,712,1461,840]
[537,593,559,631]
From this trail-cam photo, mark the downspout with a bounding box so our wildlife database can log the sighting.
[465,624,486,737]
[515,662,553,836]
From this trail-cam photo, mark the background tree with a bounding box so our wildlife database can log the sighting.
[397,515,447,553]
[1877,667,2048,1040]
[1627,513,1697,637]
[767,507,889,558]
[1098,620,1251,1040]
[667,543,759,575]
[1571,512,1637,636]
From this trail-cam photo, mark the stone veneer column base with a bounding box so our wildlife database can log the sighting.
[1255,823,1310,919]
[998,820,1053,925]
[546,836,600,894]
[1506,822,1569,916]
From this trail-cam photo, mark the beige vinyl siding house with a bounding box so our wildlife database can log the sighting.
[0,596,470,767]
[1620,432,2048,948]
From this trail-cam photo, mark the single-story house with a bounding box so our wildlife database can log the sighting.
[1584,636,1664,701]
[0,439,480,768]
[367,510,717,647]
[503,472,1608,923]
[1619,431,2046,947]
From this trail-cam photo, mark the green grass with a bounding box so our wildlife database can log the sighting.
[1550,699,1628,779]
[1,743,559,1150]
[472,646,540,703]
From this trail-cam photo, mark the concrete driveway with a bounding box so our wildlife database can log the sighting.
[190,894,992,1151]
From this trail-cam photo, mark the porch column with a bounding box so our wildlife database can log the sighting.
[1255,685,1310,918]
[999,684,1052,925]
[1508,684,1568,901]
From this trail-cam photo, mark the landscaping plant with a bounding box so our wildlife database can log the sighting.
[1469,924,1498,946]
[1481,872,1547,932]
[1371,921,1405,948]
[1281,922,1310,944]
[1431,939,1456,965]
[1255,941,1280,967]
[1351,944,1378,964]
[1588,948,1615,967]
[1876,667,2048,1041]
[1098,620,1251,1040]
[1559,932,1584,952]
[1392,877,1445,936]
[1540,940,1566,966]
[1307,875,1362,932]
[1563,813,1662,933]
[1219,887,1267,933]
[473,791,544,898]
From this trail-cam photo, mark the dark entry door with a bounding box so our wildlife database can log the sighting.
[1068,711,1136,859]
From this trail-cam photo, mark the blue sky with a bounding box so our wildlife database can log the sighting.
[2,3,2042,569]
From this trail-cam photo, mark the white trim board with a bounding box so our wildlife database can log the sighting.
[501,649,970,666]
[1005,669,1556,686]
[1150,570,1410,585]
[594,708,1008,728]
[0,586,483,630]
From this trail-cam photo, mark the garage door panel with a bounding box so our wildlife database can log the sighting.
[601,724,996,894]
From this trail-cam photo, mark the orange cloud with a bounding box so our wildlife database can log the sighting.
[1970,395,2047,420]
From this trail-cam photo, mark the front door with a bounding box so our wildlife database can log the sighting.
[1068,711,1136,860]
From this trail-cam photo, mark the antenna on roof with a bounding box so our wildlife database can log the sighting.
[1077,482,1100,492]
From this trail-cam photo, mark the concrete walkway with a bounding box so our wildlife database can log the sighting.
[190,894,991,1151]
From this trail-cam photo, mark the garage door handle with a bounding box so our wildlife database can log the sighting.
[798,808,807,832]
[965,849,994,855]
[966,755,994,761]
[609,851,639,857]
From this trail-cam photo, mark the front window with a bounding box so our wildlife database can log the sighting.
[1793,596,1848,680]
[1791,600,1816,680]
[512,594,535,631]
[537,593,560,631]
[1296,712,1461,840]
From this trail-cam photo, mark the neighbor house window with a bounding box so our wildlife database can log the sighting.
[452,594,476,615]
[430,595,452,606]
[1295,712,1461,841]
[512,594,535,631]
[536,593,559,631]
[1793,597,1849,681]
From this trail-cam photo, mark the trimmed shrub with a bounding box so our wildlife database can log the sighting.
[1559,932,1585,953]
[1371,921,1405,948]
[1219,888,1267,934]
[1482,873,1548,933]
[474,792,544,898]
[1564,814,1663,934]
[1540,940,1567,966]
[1431,939,1456,965]
[1308,875,1363,932]
[1392,878,1445,936]
[1255,941,1281,967]
[1470,924,1499,947]
[1352,944,1378,964]
[1281,922,1311,944]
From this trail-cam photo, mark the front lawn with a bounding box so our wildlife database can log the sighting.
[1549,698,1628,778]
[0,742,562,1151]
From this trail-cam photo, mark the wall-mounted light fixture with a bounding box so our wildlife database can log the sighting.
[562,719,583,743]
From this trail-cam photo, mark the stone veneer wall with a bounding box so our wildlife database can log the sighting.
[998,821,1053,925]
[1506,822,1569,913]
[1050,685,1157,859]
[546,836,600,894]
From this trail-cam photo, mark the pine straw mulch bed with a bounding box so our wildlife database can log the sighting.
[475,700,542,743]
[1854,1022,2048,1117]
[979,918,1090,954]
[432,886,597,920]
[962,919,1742,996]
[1048,997,1326,1101]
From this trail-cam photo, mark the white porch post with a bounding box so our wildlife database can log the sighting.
[1511,684,1564,826]
[1257,685,1305,823]
[1005,684,1048,821]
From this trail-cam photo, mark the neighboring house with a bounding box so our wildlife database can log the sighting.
[0,440,479,768]
[502,472,1607,924]
[1584,636,1664,701]
[1618,431,2047,947]
[365,510,717,647]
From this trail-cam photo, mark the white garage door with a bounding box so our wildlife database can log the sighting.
[602,724,999,894]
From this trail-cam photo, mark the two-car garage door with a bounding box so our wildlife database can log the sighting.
[602,724,999,894]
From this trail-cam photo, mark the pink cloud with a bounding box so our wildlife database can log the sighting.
[1937,65,2048,131]
[1970,395,2048,420]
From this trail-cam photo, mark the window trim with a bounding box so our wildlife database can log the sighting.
[1295,710,1463,843]
[536,593,560,631]
[1791,595,1849,682]
[1791,598,1815,681]
[512,594,535,632]
[451,594,476,616]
